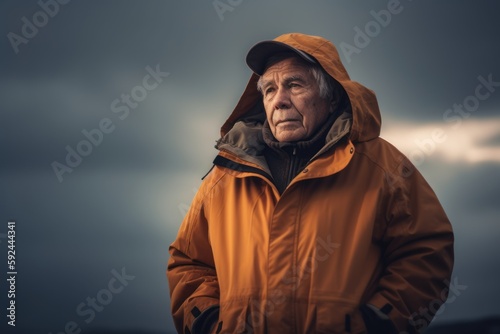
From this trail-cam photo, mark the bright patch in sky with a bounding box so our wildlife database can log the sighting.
[381,117,500,165]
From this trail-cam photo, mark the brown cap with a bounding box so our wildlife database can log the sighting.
[246,40,317,76]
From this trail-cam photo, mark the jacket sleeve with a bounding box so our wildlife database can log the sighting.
[365,158,454,334]
[167,174,220,334]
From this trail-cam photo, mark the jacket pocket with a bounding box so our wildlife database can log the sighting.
[315,300,367,334]
[219,298,268,334]
[218,301,247,334]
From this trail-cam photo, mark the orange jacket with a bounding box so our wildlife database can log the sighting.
[167,33,454,334]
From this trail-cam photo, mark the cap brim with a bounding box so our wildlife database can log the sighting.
[246,40,316,75]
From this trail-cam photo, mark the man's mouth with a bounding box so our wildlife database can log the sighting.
[276,119,300,126]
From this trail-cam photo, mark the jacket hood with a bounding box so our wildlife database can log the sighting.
[220,33,382,143]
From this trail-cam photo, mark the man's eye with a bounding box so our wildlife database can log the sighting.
[289,83,300,88]
[265,87,275,95]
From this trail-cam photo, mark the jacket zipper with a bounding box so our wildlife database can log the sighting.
[286,145,298,187]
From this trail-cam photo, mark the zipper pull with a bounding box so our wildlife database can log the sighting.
[292,146,297,156]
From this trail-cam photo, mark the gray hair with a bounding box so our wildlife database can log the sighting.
[256,53,339,101]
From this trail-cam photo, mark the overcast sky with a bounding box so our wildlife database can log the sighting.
[1,1,499,333]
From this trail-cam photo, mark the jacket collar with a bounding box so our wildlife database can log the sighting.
[215,109,352,173]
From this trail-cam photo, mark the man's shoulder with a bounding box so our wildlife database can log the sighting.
[353,137,412,174]
[201,163,227,188]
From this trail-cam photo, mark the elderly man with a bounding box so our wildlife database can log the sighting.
[167,33,454,334]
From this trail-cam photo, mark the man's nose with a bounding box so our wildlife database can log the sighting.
[274,88,291,110]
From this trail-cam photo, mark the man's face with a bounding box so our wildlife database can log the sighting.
[260,57,331,142]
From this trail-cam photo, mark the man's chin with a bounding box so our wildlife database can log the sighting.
[274,130,306,142]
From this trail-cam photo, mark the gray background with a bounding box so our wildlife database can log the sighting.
[1,0,499,333]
